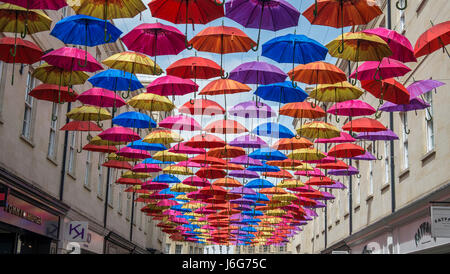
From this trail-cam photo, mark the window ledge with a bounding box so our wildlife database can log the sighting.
[380,183,390,192]
[354,204,361,212]
[97,195,104,201]
[67,171,76,180]
[366,194,374,202]
[344,212,349,219]
[46,156,58,166]
[335,220,340,226]
[421,149,436,163]
[20,135,34,148]
[83,184,91,192]
[398,168,410,180]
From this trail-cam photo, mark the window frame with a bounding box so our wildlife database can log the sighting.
[424,92,435,152]
[22,71,36,142]
[401,112,409,170]
[84,150,92,189]
[47,103,59,161]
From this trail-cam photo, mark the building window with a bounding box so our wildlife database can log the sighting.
[384,141,390,185]
[107,174,114,207]
[61,6,68,18]
[401,112,409,169]
[165,244,171,254]
[175,244,182,254]
[83,151,92,188]
[47,103,59,159]
[236,246,240,254]
[424,92,434,152]
[22,71,35,140]
[263,245,268,253]
[399,0,406,33]
[368,160,374,196]
[248,246,254,254]
[126,193,131,220]
[189,246,193,254]
[67,132,77,175]
[97,153,104,197]
[355,161,361,204]
[118,185,123,214]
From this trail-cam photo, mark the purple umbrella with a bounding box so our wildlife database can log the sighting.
[328,167,359,176]
[351,151,377,161]
[349,58,411,80]
[229,155,263,166]
[230,134,268,148]
[230,198,256,205]
[228,100,276,118]
[229,61,287,85]
[319,180,347,189]
[233,204,252,211]
[304,208,318,217]
[229,186,257,195]
[363,27,417,63]
[407,79,445,99]
[294,168,324,177]
[379,97,430,112]
[229,170,260,179]
[225,0,300,50]
[356,129,399,141]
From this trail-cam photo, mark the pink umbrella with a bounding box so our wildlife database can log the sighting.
[159,115,202,131]
[327,100,376,119]
[176,161,206,168]
[169,142,206,154]
[146,75,198,96]
[315,132,356,144]
[76,88,126,108]
[157,199,179,207]
[98,126,141,142]
[141,181,169,191]
[363,27,417,63]
[182,176,211,187]
[349,58,411,80]
[132,163,163,173]
[117,146,152,159]
[1,0,67,9]
[121,22,186,57]
[41,47,103,72]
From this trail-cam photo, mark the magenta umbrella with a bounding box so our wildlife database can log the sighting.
[141,181,169,191]
[98,126,141,142]
[159,115,202,131]
[349,58,411,81]
[146,75,198,96]
[157,199,179,207]
[294,168,324,177]
[117,146,152,159]
[132,163,162,173]
[169,142,206,155]
[2,0,67,9]
[327,99,376,123]
[315,132,356,144]
[363,27,417,63]
[76,88,126,108]
[41,47,103,72]
[182,176,211,187]
[176,161,206,168]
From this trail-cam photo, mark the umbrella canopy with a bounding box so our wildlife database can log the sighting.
[356,130,399,141]
[185,134,226,149]
[342,118,387,133]
[229,61,287,85]
[33,63,89,86]
[228,170,259,179]
[228,101,276,119]
[159,115,202,131]
[288,148,327,161]
[327,99,376,117]
[245,179,274,189]
[297,121,340,139]
[169,143,205,155]
[414,20,450,58]
[167,56,222,79]
[315,132,356,144]
[204,119,248,134]
[77,88,126,108]
[0,37,42,64]
[229,155,263,166]
[66,106,111,121]
[144,130,183,144]
[113,112,157,129]
[350,58,411,80]
[0,4,52,35]
[272,137,313,151]
[29,84,78,103]
[249,148,287,161]
[88,69,143,91]
[309,81,364,102]
[255,82,308,103]
[153,151,188,162]
[2,0,67,10]
[42,47,103,73]
[128,140,166,151]
[199,79,251,96]
[288,61,347,85]
[98,126,141,142]
[379,98,430,112]
[407,80,446,99]
[230,135,267,149]
[252,122,295,139]
[328,143,365,158]
[146,75,198,96]
[60,121,102,132]
[117,147,152,160]
[70,0,146,20]
[178,98,225,116]
[128,93,175,112]
[280,102,326,119]
[103,51,163,75]
[207,146,246,159]
[361,78,410,105]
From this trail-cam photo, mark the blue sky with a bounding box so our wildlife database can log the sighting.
[113,0,350,146]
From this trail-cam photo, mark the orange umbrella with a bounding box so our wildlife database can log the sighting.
[342,117,387,133]
[185,134,226,148]
[280,101,326,128]
[328,143,365,158]
[288,61,347,85]
[207,145,246,158]
[262,170,293,179]
[211,162,244,170]
[213,177,242,188]
[272,137,313,151]
[199,78,251,95]
[189,24,256,77]
[361,78,410,106]
[260,187,288,195]
[190,155,226,165]
[204,119,248,134]
[266,159,304,168]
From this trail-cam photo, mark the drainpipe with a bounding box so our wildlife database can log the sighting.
[103,111,116,228]
[324,104,328,249]
[387,0,397,214]
[130,192,136,242]
[347,61,353,236]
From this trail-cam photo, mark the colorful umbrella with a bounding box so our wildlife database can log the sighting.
[342,117,387,133]
[414,20,450,58]
[144,130,183,144]
[252,122,295,139]
[1,0,67,10]
[28,84,78,104]
[77,88,126,108]
[159,115,202,131]
[178,98,225,116]
[407,79,445,99]
[361,78,410,105]
[185,134,226,149]
[113,112,157,129]
[272,137,313,151]
[98,126,141,142]
[327,99,376,117]
[350,58,411,81]
[297,121,340,139]
[128,93,175,112]
[229,61,287,85]
[255,81,308,104]
[288,61,347,85]
[146,75,198,97]
[229,135,267,149]
[41,47,103,73]
[204,119,248,134]
[327,143,365,158]
[228,101,276,119]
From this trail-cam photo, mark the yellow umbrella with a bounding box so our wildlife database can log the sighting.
[182,203,204,210]
[263,218,283,224]
[176,194,191,201]
[103,51,163,75]
[326,32,392,62]
[278,179,305,188]
[163,165,193,176]
[107,153,138,162]
[152,150,188,162]
[128,93,175,112]
[309,81,363,105]
[191,221,208,226]
[194,229,209,233]
[122,171,151,179]
[288,148,327,161]
[185,212,203,217]
[282,163,314,171]
[296,121,340,139]
[264,201,291,209]
[66,105,112,121]
[271,193,298,202]
[170,183,197,193]
[33,63,89,86]
[143,130,183,144]
[258,226,275,232]
[0,4,52,36]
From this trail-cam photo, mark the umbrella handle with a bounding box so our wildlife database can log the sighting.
[96,120,103,128]
[396,0,407,10]
[356,174,361,179]
[374,110,383,119]
[291,79,298,88]
[78,51,88,68]
[121,90,130,99]
[404,121,411,135]
[335,115,340,123]
[310,98,317,108]
[185,37,193,50]
[220,71,229,79]
[20,11,28,39]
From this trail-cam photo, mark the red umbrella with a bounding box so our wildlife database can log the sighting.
[327,143,365,158]
[167,56,222,79]
[102,159,131,170]
[117,147,152,159]
[414,20,450,58]
[342,118,387,133]
[199,185,227,196]
[262,170,293,179]
[115,178,142,185]
[305,177,334,186]
[190,155,226,166]
[204,119,248,134]
[196,167,227,179]
[141,181,169,191]
[315,160,349,170]
[182,176,211,187]
[60,121,102,131]
[83,144,118,154]
[185,134,226,148]
[28,84,78,103]
[178,98,225,116]
[361,78,410,105]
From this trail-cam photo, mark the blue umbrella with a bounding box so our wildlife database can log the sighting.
[245,179,274,189]
[247,163,280,173]
[88,69,143,94]
[242,210,264,216]
[242,218,261,224]
[244,193,270,202]
[113,111,157,129]
[249,148,287,161]
[127,140,166,151]
[141,158,174,165]
[262,34,328,64]
[255,81,308,103]
[152,174,180,184]
[171,204,191,212]
[252,122,295,139]
[241,226,258,232]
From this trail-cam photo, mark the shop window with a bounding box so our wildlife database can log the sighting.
[175,244,182,254]
[22,71,36,141]
[424,92,434,152]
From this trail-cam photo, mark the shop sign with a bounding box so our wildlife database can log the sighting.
[0,185,7,207]
[65,221,88,242]
[431,206,450,238]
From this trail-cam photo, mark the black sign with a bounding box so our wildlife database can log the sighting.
[0,185,7,207]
